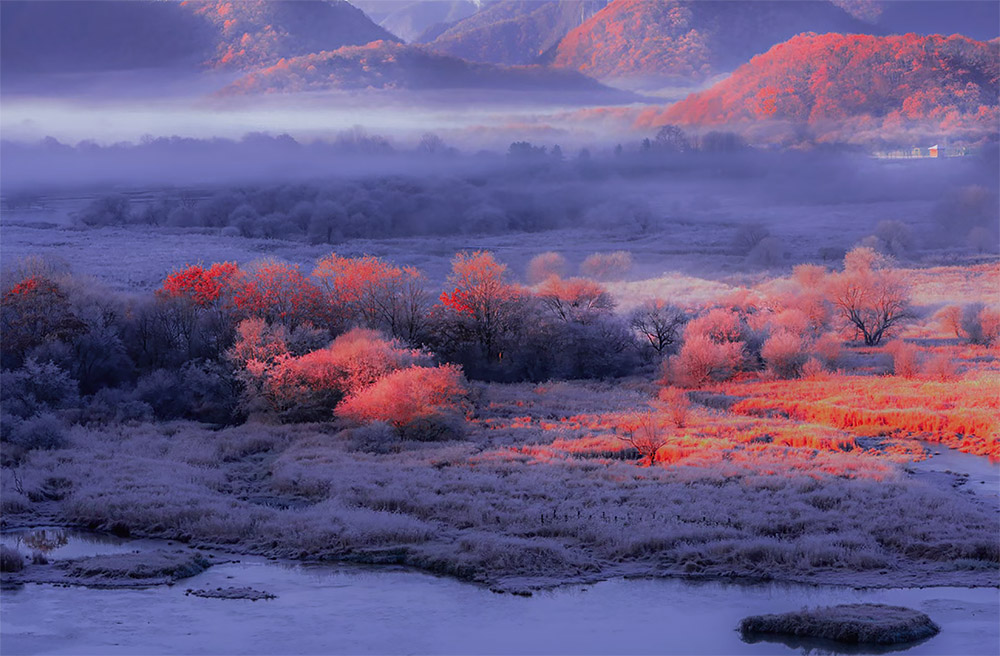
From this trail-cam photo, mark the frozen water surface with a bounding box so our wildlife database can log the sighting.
[2,548,997,655]
[0,527,168,560]
[913,442,1000,504]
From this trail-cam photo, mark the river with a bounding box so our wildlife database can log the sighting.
[1,528,998,655]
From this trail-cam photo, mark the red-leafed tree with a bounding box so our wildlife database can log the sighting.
[158,262,240,308]
[437,251,526,362]
[312,253,428,342]
[233,259,326,329]
[1,276,86,367]
[536,276,614,324]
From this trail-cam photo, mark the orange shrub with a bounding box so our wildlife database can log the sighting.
[336,364,468,432]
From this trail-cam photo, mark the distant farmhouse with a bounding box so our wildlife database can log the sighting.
[873,144,973,159]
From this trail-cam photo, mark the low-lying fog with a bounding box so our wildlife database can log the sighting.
[0,89,654,151]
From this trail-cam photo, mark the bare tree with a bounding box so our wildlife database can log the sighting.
[630,300,686,355]
[826,247,912,346]
[536,276,614,324]
[616,411,670,466]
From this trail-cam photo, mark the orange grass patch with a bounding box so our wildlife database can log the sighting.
[723,373,1000,458]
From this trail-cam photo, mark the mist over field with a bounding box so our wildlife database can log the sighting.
[1,2,998,655]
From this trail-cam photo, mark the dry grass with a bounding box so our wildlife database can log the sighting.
[720,372,1000,458]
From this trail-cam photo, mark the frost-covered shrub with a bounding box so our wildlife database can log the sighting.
[346,422,399,454]
[681,307,764,373]
[0,545,25,573]
[74,194,131,226]
[687,308,742,343]
[921,353,957,381]
[801,357,828,379]
[136,369,188,420]
[396,413,467,442]
[961,303,1000,346]
[739,603,940,645]
[616,411,671,466]
[525,252,567,284]
[0,359,79,419]
[657,386,690,427]
[284,323,331,357]
[233,324,424,422]
[544,316,640,380]
[762,330,808,378]
[887,341,920,378]
[336,364,468,434]
[79,388,153,426]
[813,333,842,367]
[579,251,632,281]
[873,220,914,257]
[180,361,241,425]
[8,413,67,450]
[966,226,997,253]
[769,308,810,336]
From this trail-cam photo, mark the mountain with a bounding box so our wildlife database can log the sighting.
[552,0,880,89]
[187,0,400,70]
[421,0,608,65]
[350,1,479,43]
[647,33,999,144]
[0,0,398,78]
[220,40,631,99]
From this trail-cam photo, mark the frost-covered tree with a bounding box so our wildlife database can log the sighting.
[826,247,912,346]
[630,300,686,356]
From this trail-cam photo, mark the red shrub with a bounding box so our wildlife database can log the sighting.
[336,364,468,429]
[762,330,808,378]
[667,333,744,387]
[886,341,920,378]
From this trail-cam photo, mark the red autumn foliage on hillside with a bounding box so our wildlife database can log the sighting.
[183,0,398,70]
[553,0,880,86]
[554,0,712,83]
[649,32,999,142]
[221,40,612,95]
